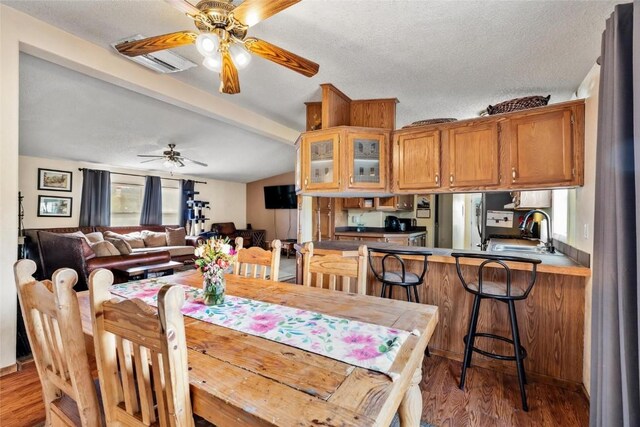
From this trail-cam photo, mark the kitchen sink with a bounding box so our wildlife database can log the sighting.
[491,244,560,255]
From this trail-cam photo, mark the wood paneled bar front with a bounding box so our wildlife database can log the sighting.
[298,241,590,391]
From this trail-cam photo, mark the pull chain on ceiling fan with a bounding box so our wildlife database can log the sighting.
[115,0,319,94]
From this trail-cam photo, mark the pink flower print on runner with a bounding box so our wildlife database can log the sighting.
[110,279,413,376]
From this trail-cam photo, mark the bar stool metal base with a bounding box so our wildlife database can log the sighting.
[459,296,530,411]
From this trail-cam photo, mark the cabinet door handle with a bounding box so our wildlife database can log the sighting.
[512,168,517,182]
[450,174,454,184]
[435,174,439,185]
[349,175,354,184]
[304,177,308,186]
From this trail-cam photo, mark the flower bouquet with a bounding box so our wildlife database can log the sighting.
[194,238,237,305]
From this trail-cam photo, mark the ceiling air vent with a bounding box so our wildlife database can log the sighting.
[111,35,197,73]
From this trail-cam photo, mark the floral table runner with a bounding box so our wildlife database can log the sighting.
[110,279,413,377]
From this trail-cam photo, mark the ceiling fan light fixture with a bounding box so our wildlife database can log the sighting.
[195,33,219,57]
[230,44,252,70]
[163,159,176,168]
[202,55,222,72]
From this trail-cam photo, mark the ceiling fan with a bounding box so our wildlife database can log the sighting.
[115,0,319,95]
[138,144,208,168]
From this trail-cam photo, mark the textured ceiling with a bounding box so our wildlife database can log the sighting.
[19,53,294,182]
[6,0,618,181]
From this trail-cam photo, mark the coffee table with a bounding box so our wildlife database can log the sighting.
[112,260,183,281]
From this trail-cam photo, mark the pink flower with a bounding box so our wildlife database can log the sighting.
[342,334,375,344]
[252,313,281,322]
[132,288,160,299]
[182,302,202,315]
[249,321,278,334]
[348,346,381,361]
[310,327,326,335]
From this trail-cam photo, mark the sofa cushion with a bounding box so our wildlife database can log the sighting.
[103,231,145,249]
[85,231,104,243]
[166,227,187,246]
[141,230,167,247]
[132,246,195,258]
[64,230,90,243]
[90,241,120,257]
[105,237,132,255]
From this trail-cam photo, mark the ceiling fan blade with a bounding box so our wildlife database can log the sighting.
[232,0,300,27]
[244,38,319,77]
[140,158,162,164]
[182,157,209,167]
[177,159,186,167]
[115,31,198,57]
[137,154,165,158]
[164,0,202,16]
[220,49,241,94]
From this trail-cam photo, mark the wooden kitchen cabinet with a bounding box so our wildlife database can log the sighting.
[302,129,341,191]
[376,195,414,211]
[447,121,500,189]
[341,197,375,210]
[300,127,390,194]
[505,107,580,187]
[393,129,441,191]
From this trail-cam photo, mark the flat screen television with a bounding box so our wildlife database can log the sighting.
[264,184,296,209]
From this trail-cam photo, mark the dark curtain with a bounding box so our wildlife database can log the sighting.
[590,3,640,426]
[140,176,163,225]
[180,179,195,226]
[79,169,111,227]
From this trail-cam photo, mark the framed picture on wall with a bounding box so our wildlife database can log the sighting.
[417,208,431,219]
[38,168,72,192]
[38,195,72,217]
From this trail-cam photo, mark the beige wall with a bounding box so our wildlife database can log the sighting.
[19,155,246,230]
[246,172,297,242]
[571,63,600,395]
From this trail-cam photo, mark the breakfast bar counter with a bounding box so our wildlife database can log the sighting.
[296,240,590,390]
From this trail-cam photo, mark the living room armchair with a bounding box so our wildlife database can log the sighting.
[210,222,266,248]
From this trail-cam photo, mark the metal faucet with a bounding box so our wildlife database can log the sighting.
[520,209,555,253]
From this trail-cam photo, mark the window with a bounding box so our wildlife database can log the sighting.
[162,186,180,225]
[110,179,181,226]
[111,183,144,226]
[552,189,568,241]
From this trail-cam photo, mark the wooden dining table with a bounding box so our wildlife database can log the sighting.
[77,270,439,426]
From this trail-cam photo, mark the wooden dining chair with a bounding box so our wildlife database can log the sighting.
[89,269,194,427]
[233,239,282,281]
[302,242,368,294]
[13,259,102,427]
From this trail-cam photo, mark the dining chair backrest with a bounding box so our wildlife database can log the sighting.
[13,259,101,427]
[89,269,194,427]
[302,242,368,294]
[233,239,282,281]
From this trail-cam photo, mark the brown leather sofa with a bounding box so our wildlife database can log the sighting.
[24,225,204,290]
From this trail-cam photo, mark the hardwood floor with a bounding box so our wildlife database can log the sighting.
[0,356,589,427]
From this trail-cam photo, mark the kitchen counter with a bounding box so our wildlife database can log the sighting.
[304,239,590,277]
[296,239,590,388]
[334,226,427,236]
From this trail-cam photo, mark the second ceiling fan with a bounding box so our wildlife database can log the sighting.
[115,0,319,95]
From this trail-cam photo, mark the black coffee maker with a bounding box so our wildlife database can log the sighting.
[385,215,401,231]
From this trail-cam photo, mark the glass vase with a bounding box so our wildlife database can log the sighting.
[203,274,226,305]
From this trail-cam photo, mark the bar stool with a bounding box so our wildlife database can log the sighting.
[367,248,431,303]
[451,252,541,411]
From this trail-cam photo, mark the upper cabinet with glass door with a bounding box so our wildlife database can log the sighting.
[347,131,387,190]
[299,127,389,194]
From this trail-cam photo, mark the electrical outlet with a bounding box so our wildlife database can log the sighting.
[583,224,589,239]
